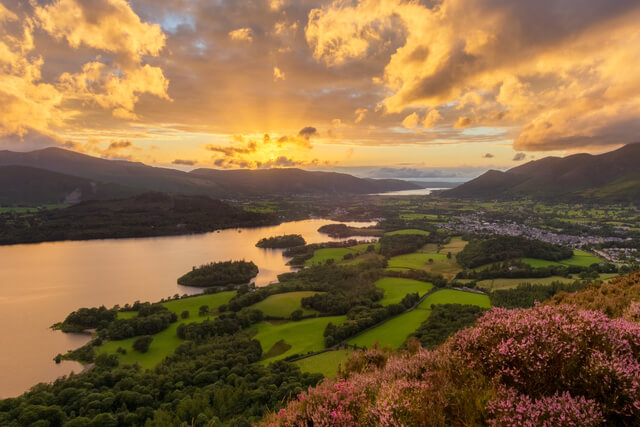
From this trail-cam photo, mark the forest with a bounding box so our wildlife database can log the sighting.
[255,234,306,248]
[177,260,259,287]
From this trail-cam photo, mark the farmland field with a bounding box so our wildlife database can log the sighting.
[293,350,354,378]
[348,289,489,349]
[375,277,433,306]
[252,316,347,362]
[385,229,431,236]
[250,291,320,318]
[98,291,237,368]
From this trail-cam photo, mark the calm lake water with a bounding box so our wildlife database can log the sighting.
[0,219,374,398]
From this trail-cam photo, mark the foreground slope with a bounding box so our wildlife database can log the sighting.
[444,143,640,201]
[267,272,640,426]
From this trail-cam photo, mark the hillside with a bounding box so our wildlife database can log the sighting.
[0,193,278,245]
[0,148,418,203]
[443,143,640,201]
[0,165,140,205]
[267,272,640,426]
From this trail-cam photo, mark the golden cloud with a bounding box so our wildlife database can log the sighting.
[229,28,254,42]
[0,0,169,138]
[306,0,640,151]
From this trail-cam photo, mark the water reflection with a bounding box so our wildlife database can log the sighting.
[0,219,374,398]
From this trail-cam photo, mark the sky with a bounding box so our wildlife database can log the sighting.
[1,0,639,175]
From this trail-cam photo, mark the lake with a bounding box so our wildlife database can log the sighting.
[0,219,374,398]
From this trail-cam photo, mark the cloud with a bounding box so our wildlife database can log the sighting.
[305,0,640,151]
[454,116,472,129]
[273,66,285,81]
[229,28,253,42]
[402,112,419,129]
[354,108,368,123]
[108,140,132,150]
[512,152,526,161]
[298,126,318,140]
[0,0,169,137]
[172,159,197,166]
[422,110,443,129]
[483,153,495,158]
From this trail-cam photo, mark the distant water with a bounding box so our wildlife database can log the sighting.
[0,219,375,398]
[375,188,448,196]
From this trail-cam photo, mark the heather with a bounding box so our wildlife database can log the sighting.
[266,283,640,426]
[547,271,640,317]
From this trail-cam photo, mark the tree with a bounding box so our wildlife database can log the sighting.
[199,305,209,316]
[291,309,304,321]
[133,336,153,353]
[181,310,189,319]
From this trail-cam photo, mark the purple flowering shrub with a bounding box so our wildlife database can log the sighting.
[264,302,640,426]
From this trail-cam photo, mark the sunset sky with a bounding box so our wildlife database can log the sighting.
[1,0,639,173]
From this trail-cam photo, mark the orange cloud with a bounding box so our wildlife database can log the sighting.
[229,28,254,42]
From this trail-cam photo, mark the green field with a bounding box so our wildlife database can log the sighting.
[560,250,603,267]
[305,248,354,266]
[99,291,236,368]
[440,237,468,255]
[162,291,236,317]
[387,253,448,270]
[250,291,320,318]
[293,350,354,378]
[306,243,380,266]
[0,204,67,213]
[348,289,490,349]
[385,229,431,236]
[252,316,347,362]
[398,213,440,220]
[375,278,433,306]
[476,276,576,291]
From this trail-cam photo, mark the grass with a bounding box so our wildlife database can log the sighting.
[305,248,354,266]
[0,204,67,213]
[162,291,236,317]
[479,250,603,271]
[476,276,576,291]
[293,350,354,378]
[560,250,603,267]
[375,278,433,306]
[387,252,461,279]
[99,291,236,368]
[398,213,440,220]
[387,253,448,270]
[305,243,380,266]
[385,229,431,236]
[250,291,320,318]
[440,237,468,255]
[348,289,490,349]
[252,316,347,362]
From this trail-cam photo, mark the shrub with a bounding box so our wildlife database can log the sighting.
[133,336,153,353]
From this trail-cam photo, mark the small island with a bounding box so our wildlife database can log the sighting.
[177,260,259,287]
[256,234,306,248]
[317,223,383,238]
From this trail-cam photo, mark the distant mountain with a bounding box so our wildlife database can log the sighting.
[189,168,417,195]
[0,148,418,203]
[0,165,140,205]
[443,143,640,202]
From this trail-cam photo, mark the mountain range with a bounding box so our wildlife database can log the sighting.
[0,147,419,205]
[443,143,640,202]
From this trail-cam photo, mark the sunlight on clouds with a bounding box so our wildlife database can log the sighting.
[306,0,640,151]
[273,66,285,81]
[229,28,254,42]
[0,4,64,136]
[0,0,169,137]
